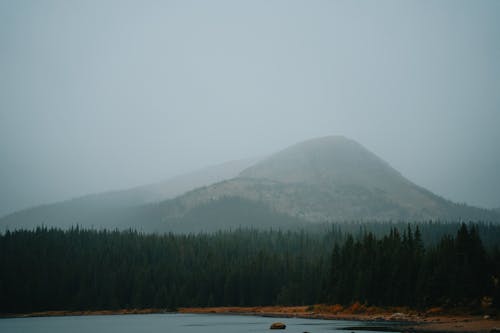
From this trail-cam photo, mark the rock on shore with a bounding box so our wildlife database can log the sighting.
[270,322,286,329]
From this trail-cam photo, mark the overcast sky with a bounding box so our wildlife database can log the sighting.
[1,0,499,216]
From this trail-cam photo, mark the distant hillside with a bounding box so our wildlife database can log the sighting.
[154,136,500,227]
[156,196,306,233]
[0,158,257,231]
[2,136,499,232]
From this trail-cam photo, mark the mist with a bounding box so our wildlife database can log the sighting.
[1,0,499,216]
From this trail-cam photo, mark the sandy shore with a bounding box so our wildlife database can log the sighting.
[178,305,500,333]
[2,305,499,333]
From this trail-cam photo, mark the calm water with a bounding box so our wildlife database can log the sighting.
[0,313,400,333]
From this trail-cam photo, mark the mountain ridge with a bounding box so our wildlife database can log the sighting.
[0,158,258,230]
[154,136,500,229]
[1,136,499,232]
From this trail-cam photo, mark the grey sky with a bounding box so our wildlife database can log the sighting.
[1,0,499,216]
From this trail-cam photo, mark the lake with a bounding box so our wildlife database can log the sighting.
[0,313,400,333]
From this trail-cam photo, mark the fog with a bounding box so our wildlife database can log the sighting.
[1,0,499,216]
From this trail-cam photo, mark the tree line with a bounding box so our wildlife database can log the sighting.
[0,223,499,313]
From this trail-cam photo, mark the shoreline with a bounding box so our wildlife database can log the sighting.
[2,305,499,333]
[178,306,500,333]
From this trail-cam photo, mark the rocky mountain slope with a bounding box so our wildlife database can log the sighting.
[155,136,499,231]
[2,136,498,232]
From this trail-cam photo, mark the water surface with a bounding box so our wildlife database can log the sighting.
[0,313,400,333]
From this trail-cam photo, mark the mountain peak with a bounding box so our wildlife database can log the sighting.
[239,135,402,189]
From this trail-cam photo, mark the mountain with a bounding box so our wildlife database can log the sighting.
[0,158,257,231]
[2,136,499,232]
[154,136,500,231]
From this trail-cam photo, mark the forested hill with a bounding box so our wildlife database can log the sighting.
[1,223,499,313]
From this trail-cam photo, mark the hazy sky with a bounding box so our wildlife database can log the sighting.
[1,0,499,216]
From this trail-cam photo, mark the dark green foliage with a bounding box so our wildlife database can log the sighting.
[0,227,336,313]
[0,223,498,314]
[328,223,496,308]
